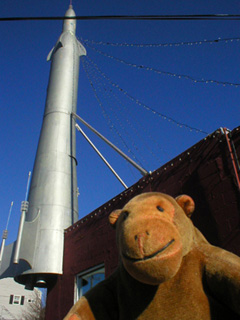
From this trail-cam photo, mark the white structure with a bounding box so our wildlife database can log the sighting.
[0,278,41,320]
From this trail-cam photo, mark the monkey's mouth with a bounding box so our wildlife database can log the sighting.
[123,239,175,262]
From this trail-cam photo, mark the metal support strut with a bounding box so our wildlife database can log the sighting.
[72,112,148,176]
[75,123,128,189]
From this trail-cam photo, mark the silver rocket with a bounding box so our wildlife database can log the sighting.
[11,5,86,287]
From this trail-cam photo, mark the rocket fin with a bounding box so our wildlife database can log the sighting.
[77,40,87,56]
[47,47,55,61]
[18,214,40,268]
[47,42,63,61]
[0,242,31,279]
[0,212,40,280]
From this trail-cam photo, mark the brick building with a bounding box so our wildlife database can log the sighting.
[45,127,240,319]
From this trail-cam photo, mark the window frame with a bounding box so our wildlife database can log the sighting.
[74,263,105,303]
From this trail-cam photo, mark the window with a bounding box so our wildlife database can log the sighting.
[13,295,20,304]
[9,295,24,305]
[75,264,105,302]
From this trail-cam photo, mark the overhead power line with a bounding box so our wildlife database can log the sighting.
[1,14,240,22]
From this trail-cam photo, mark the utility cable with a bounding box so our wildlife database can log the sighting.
[1,14,240,22]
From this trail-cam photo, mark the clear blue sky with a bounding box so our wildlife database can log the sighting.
[0,0,239,245]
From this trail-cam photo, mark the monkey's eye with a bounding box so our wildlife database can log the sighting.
[157,206,164,212]
[122,211,129,220]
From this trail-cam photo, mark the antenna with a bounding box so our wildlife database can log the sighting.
[13,172,31,264]
[25,171,31,201]
[0,201,14,263]
[5,201,14,231]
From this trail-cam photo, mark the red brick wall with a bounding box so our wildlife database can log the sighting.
[45,127,240,319]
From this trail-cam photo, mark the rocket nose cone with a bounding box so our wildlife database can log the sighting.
[65,5,76,18]
[63,5,76,34]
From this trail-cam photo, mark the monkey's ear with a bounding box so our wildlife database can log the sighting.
[175,195,195,218]
[109,209,122,228]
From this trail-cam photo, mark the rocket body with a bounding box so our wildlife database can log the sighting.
[14,6,86,286]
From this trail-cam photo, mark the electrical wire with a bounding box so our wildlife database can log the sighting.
[1,14,240,22]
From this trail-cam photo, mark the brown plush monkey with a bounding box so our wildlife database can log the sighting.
[64,192,240,320]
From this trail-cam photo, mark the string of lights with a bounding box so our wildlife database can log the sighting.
[83,42,240,88]
[83,56,209,135]
[83,58,150,167]
[81,36,240,48]
[83,57,167,165]
[101,87,168,163]
[82,58,146,168]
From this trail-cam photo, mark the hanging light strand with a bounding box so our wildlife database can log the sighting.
[82,58,146,168]
[83,42,240,88]
[84,57,166,165]
[84,56,209,135]
[81,36,240,48]
[83,58,149,167]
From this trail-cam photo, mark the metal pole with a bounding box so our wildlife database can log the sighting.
[72,112,148,176]
[13,172,31,264]
[76,124,128,189]
[24,171,31,201]
[0,233,7,263]
[13,201,29,264]
[223,127,240,192]
[0,201,13,264]
[5,201,14,233]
